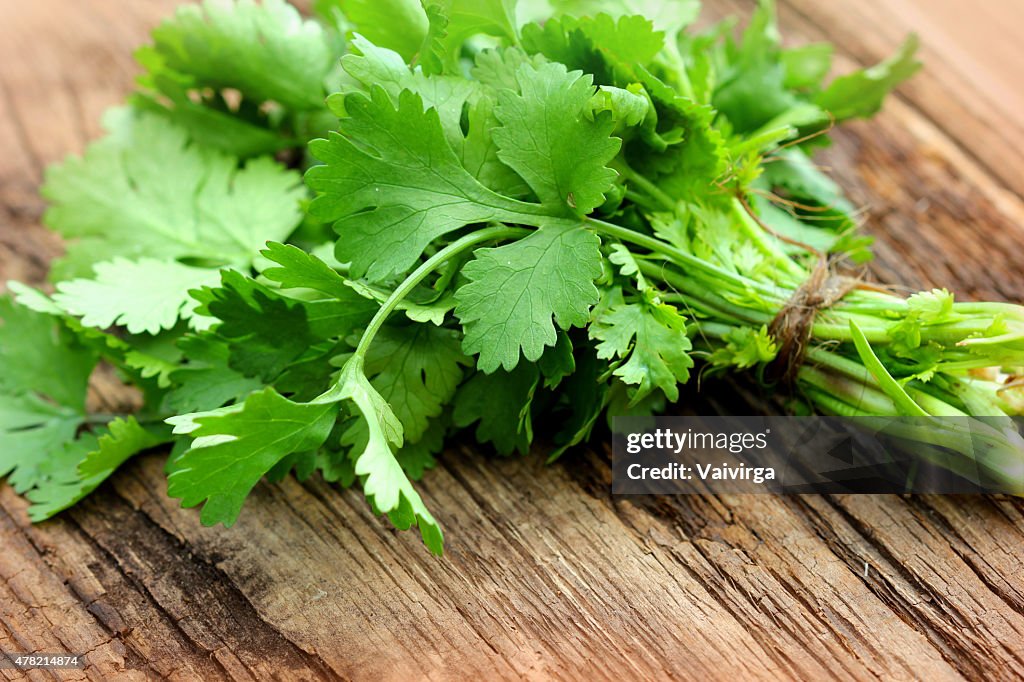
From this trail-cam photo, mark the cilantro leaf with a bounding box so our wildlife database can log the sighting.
[26,417,172,522]
[537,330,576,389]
[361,324,470,443]
[455,223,603,372]
[142,0,336,111]
[164,334,263,414]
[260,242,354,299]
[552,0,700,37]
[493,62,621,215]
[591,297,693,402]
[395,416,445,480]
[321,0,428,62]
[43,113,304,279]
[782,43,834,89]
[336,358,444,554]
[193,271,372,384]
[815,35,920,121]
[193,272,318,381]
[636,66,729,205]
[307,87,530,281]
[335,35,478,149]
[521,13,665,86]
[712,0,798,133]
[0,298,96,411]
[0,393,81,495]
[0,298,99,508]
[420,0,519,71]
[167,388,340,526]
[709,325,779,370]
[453,364,539,455]
[53,258,219,335]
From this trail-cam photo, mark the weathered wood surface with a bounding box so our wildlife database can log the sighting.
[2,1,1024,680]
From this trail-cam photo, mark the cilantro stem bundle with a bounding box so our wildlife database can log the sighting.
[2,0,1022,554]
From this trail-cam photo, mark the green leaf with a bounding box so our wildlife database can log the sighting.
[143,0,336,111]
[336,35,478,149]
[0,393,81,494]
[23,417,174,522]
[361,324,470,443]
[336,358,444,554]
[193,271,319,382]
[782,43,833,89]
[816,35,920,121]
[549,343,606,461]
[167,387,340,526]
[456,223,603,372]
[43,113,304,279]
[0,298,99,507]
[345,279,455,326]
[712,0,798,133]
[396,416,446,479]
[82,418,172,479]
[590,85,650,129]
[551,0,699,37]
[164,334,263,413]
[324,0,428,61]
[591,297,693,403]
[307,87,530,281]
[493,61,620,215]
[636,66,728,204]
[53,258,220,335]
[0,297,96,411]
[521,12,668,88]
[537,330,576,389]
[260,242,353,300]
[421,0,519,70]
[709,325,779,370]
[453,364,539,455]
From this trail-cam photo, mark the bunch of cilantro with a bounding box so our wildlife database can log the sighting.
[3,0,1023,554]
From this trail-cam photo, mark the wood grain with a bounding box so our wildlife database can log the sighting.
[2,1,1024,680]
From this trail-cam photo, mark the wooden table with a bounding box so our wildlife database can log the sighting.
[2,1,1024,679]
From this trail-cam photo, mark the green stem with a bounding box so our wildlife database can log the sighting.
[353,225,528,358]
[613,162,676,211]
[585,217,786,298]
[729,197,805,280]
[624,190,661,211]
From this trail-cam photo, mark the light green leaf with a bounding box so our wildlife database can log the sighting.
[26,417,173,522]
[79,417,174,479]
[552,0,699,37]
[456,223,603,372]
[167,387,340,526]
[0,297,96,411]
[591,298,693,403]
[53,258,220,335]
[336,358,444,554]
[422,0,519,70]
[143,0,336,111]
[43,113,304,279]
[164,334,263,414]
[323,0,428,61]
[493,61,620,215]
[260,242,353,300]
[782,43,833,89]
[336,35,479,148]
[816,35,920,121]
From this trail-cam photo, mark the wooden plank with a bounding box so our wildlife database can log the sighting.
[1,1,1024,680]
